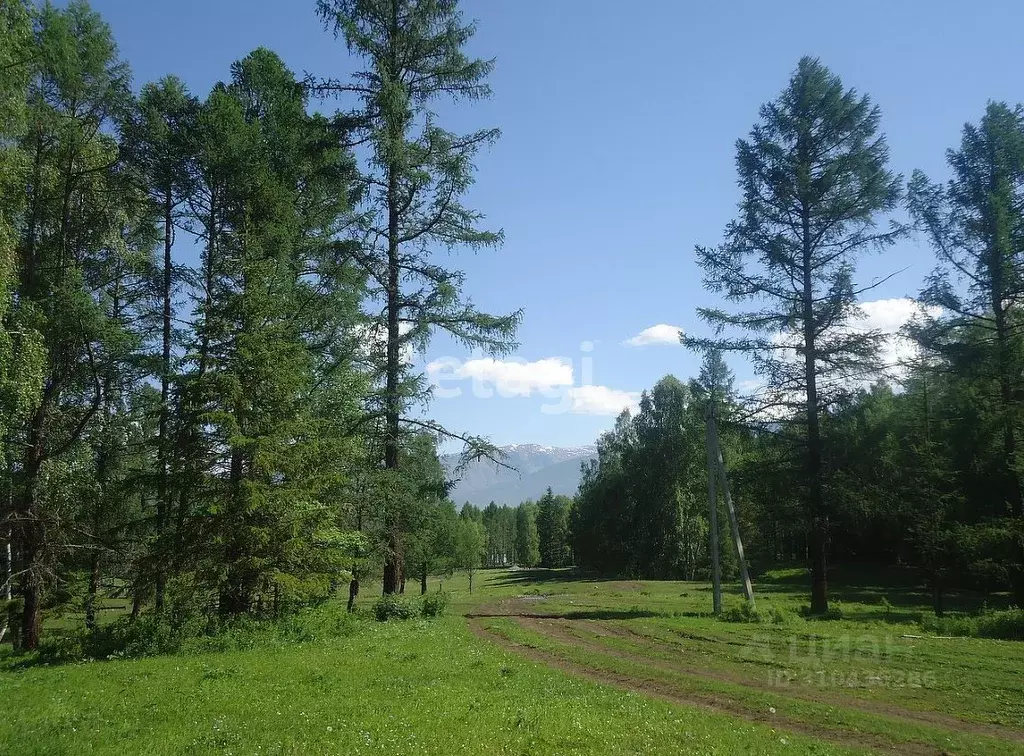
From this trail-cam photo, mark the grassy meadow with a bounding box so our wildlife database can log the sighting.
[1,568,1022,755]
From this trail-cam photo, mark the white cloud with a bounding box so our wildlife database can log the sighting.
[737,379,764,394]
[426,356,573,397]
[855,298,942,376]
[545,385,640,416]
[623,324,685,347]
[354,321,416,363]
[426,355,639,416]
[744,298,941,413]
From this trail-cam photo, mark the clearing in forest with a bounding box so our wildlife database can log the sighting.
[2,568,1022,755]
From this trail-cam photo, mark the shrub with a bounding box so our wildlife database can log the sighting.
[799,602,844,621]
[720,602,791,624]
[921,608,1024,640]
[420,592,449,618]
[31,597,364,663]
[372,595,418,622]
[88,610,210,659]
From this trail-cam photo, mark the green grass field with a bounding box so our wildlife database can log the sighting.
[1,569,1022,755]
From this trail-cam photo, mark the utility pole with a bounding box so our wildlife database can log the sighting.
[1,534,10,645]
[2,466,11,644]
[706,404,755,610]
[704,409,722,614]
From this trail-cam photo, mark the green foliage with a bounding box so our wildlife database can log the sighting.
[514,502,541,567]
[420,591,449,618]
[720,602,791,624]
[32,599,364,662]
[369,591,454,622]
[921,608,1024,641]
[686,57,905,614]
[454,516,486,591]
[537,488,572,569]
[4,0,1024,662]
[573,377,710,579]
[315,0,520,594]
[0,0,44,446]
[372,594,418,622]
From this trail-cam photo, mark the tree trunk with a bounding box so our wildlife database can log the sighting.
[347,578,359,612]
[220,385,249,618]
[420,561,427,595]
[84,551,101,631]
[802,200,828,615]
[20,567,41,650]
[381,0,404,596]
[17,419,46,650]
[931,571,944,617]
[155,188,173,612]
[130,588,142,622]
[381,163,402,594]
[173,185,218,573]
[2,538,10,643]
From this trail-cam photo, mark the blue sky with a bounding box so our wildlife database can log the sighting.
[83,0,1023,448]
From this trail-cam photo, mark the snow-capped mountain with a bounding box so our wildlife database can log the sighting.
[441,443,597,506]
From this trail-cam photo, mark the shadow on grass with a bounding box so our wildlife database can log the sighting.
[756,564,1014,614]
[482,567,609,589]
[467,608,665,621]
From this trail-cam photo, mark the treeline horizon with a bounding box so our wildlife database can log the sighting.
[3,0,1023,657]
[575,58,1024,617]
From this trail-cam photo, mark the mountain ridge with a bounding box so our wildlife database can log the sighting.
[442,443,596,506]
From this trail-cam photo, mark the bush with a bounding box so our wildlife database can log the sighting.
[30,598,364,663]
[799,602,844,621]
[372,595,418,622]
[921,608,1024,640]
[720,602,791,624]
[420,592,448,618]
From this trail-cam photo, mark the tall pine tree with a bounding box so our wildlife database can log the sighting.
[908,102,1024,601]
[686,58,904,612]
[316,0,520,593]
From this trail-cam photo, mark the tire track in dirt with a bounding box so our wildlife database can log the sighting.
[566,617,1024,746]
[466,612,938,756]
[467,599,1024,754]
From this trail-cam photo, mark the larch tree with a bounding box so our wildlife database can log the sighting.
[189,49,365,616]
[0,0,44,645]
[692,349,735,413]
[316,0,521,594]
[685,57,904,613]
[121,76,197,611]
[513,501,540,568]
[537,488,572,569]
[908,102,1024,600]
[12,0,135,648]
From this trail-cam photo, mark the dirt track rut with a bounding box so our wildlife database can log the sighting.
[467,598,1024,755]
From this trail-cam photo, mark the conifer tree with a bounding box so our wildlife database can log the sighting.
[0,0,42,646]
[908,102,1024,600]
[514,502,540,567]
[686,58,904,613]
[187,49,364,615]
[121,76,197,611]
[11,0,134,648]
[316,0,520,593]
